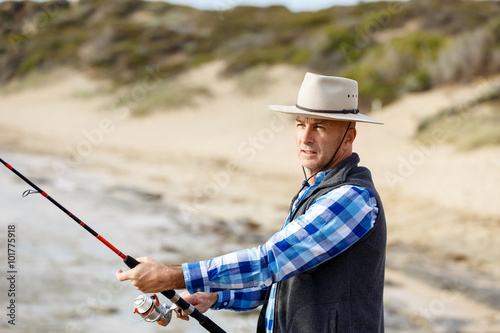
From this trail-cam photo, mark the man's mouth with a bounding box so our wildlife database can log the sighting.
[301,149,317,155]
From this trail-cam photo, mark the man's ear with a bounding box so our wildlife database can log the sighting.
[345,128,357,144]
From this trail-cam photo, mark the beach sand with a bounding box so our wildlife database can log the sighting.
[1,62,499,331]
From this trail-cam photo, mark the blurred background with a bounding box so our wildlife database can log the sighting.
[0,0,499,332]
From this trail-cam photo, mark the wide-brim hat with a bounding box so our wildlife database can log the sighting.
[269,72,383,124]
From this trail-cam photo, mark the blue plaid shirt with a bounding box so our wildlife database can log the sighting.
[182,170,378,332]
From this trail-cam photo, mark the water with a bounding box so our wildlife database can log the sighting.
[0,150,258,333]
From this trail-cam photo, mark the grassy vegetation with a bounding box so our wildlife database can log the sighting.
[116,81,211,116]
[342,31,448,106]
[415,85,500,150]
[234,65,274,95]
[1,0,500,126]
[0,68,50,94]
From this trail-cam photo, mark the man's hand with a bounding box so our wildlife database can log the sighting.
[175,291,219,321]
[115,256,185,293]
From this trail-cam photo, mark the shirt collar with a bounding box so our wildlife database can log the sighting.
[303,169,332,188]
[286,169,333,227]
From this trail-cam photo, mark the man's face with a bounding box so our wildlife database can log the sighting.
[295,116,350,175]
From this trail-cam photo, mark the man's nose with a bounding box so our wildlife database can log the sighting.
[300,126,314,144]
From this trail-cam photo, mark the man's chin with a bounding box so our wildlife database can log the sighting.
[300,163,321,174]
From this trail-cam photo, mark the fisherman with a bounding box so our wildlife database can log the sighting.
[117,73,387,332]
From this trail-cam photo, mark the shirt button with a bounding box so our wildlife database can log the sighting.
[197,288,201,292]
[223,302,228,306]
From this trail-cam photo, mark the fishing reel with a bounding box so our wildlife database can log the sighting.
[133,294,179,327]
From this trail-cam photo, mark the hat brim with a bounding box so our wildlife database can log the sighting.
[269,105,383,125]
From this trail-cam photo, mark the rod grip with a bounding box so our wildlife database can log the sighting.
[123,255,140,269]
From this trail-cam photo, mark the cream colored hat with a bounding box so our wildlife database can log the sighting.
[269,72,383,124]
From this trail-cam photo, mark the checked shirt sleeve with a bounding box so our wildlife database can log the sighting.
[182,185,378,298]
[212,285,269,312]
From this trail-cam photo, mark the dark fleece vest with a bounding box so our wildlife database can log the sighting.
[257,153,386,333]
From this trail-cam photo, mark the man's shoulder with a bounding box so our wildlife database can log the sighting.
[316,184,375,205]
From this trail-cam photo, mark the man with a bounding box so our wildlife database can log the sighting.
[117,73,386,332]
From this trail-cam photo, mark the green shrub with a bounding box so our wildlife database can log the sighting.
[18,50,45,74]
[415,86,500,150]
[339,31,447,107]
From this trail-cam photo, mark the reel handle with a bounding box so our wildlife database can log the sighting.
[123,255,226,333]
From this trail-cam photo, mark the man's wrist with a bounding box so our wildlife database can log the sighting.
[211,292,219,307]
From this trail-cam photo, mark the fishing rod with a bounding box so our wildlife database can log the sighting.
[0,157,226,333]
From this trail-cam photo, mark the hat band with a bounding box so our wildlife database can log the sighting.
[296,104,359,114]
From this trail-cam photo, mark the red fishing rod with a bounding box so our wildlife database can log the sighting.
[0,157,226,333]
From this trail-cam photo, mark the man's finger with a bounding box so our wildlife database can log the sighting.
[136,256,152,263]
[116,268,132,282]
[175,309,190,321]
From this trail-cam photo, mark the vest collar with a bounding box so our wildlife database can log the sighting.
[316,152,361,190]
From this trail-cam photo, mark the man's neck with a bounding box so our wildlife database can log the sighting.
[305,152,352,185]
